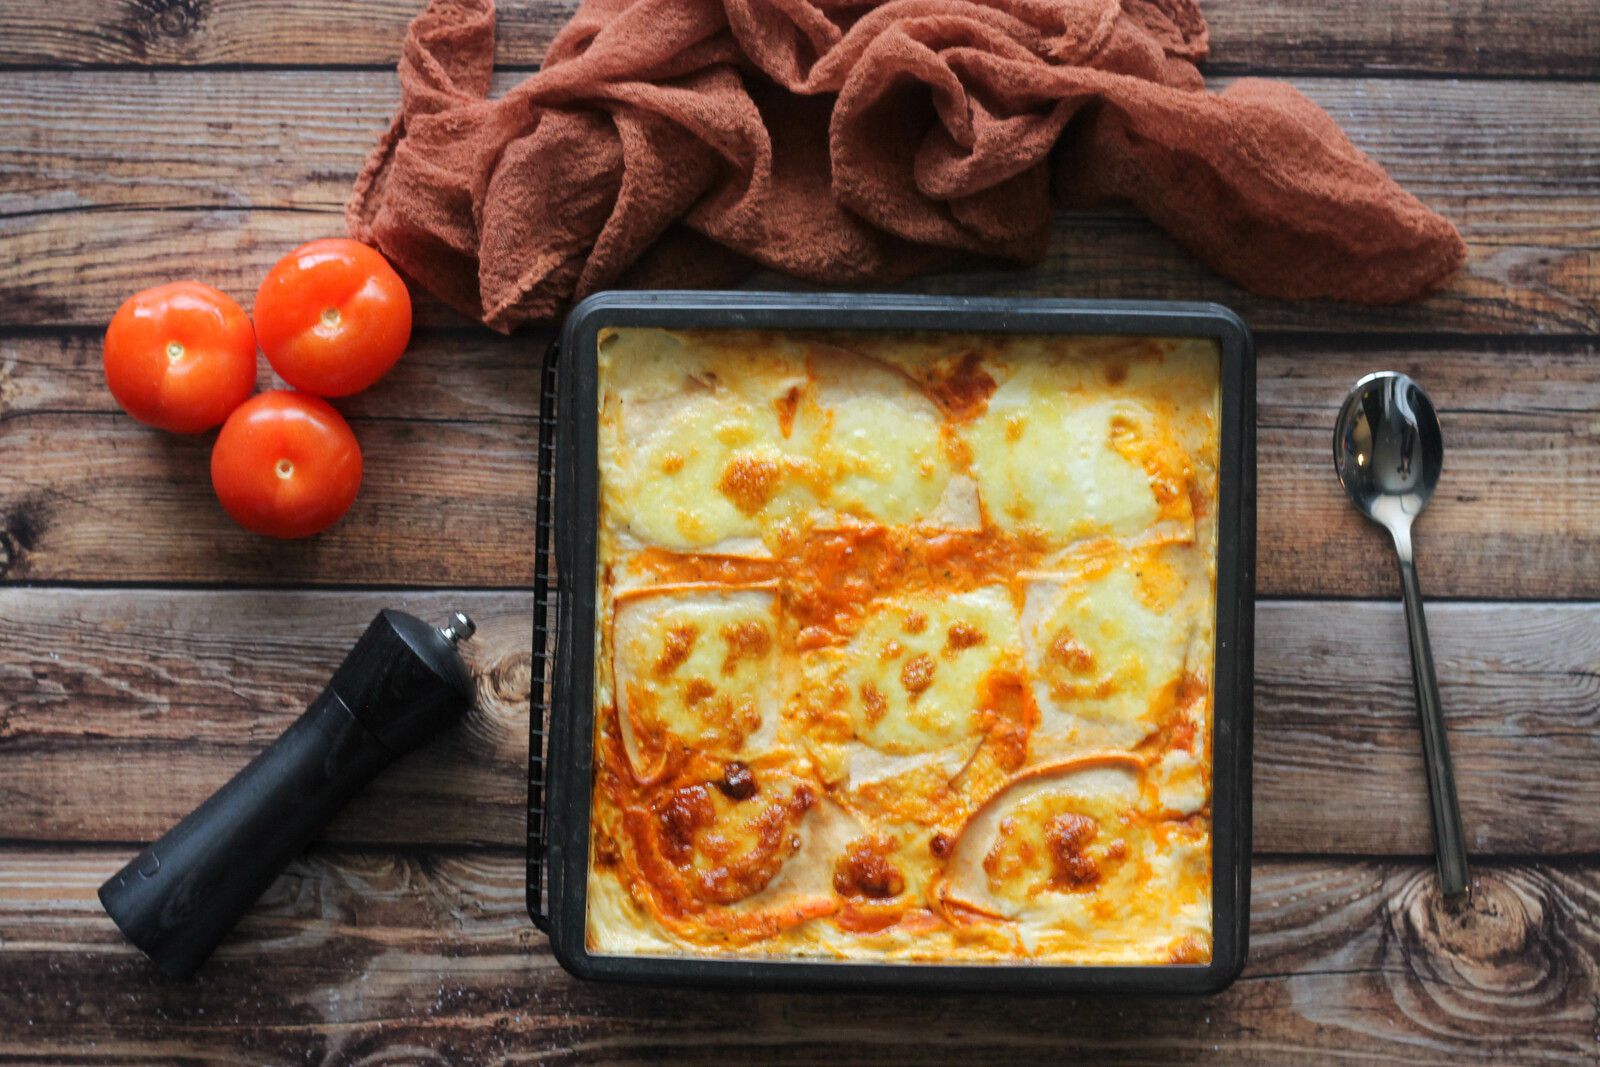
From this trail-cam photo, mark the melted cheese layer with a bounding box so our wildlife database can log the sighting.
[590,328,1221,966]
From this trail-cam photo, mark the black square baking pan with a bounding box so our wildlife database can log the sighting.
[528,291,1255,994]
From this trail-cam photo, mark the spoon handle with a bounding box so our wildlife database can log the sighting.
[1396,550,1472,900]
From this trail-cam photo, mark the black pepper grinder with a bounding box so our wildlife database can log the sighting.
[98,609,477,978]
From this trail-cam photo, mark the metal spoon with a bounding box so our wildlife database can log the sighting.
[1333,371,1470,901]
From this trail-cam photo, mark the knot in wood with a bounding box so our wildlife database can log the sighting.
[128,0,207,48]
[1390,868,1571,1013]
[0,504,43,579]
[1423,873,1542,965]
[485,651,533,707]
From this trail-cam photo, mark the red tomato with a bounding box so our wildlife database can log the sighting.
[253,238,412,397]
[210,391,362,539]
[102,281,258,433]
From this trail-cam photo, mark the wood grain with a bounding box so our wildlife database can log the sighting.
[2,73,1598,334]
[0,590,536,849]
[1255,339,1600,601]
[11,71,1592,221]
[2,588,1596,854]
[0,846,1595,1063]
[0,0,1594,77]
[6,333,1598,597]
[0,327,547,425]
[0,331,539,587]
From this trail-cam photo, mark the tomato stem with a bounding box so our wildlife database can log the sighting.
[165,341,184,362]
[275,458,294,480]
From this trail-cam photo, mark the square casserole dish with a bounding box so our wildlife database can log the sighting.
[529,292,1255,994]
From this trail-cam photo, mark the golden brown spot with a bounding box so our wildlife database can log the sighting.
[945,621,984,652]
[657,784,714,864]
[900,653,935,696]
[903,610,927,635]
[945,432,974,469]
[683,677,716,706]
[1175,669,1207,709]
[1050,632,1096,674]
[774,385,801,437]
[1168,717,1199,752]
[718,695,762,741]
[1105,361,1128,386]
[717,453,781,515]
[833,836,905,899]
[660,450,686,474]
[1151,470,1185,506]
[1109,413,1139,447]
[796,625,832,651]
[925,351,997,422]
[654,623,699,676]
[716,760,756,801]
[929,832,954,859]
[983,817,1028,883]
[879,639,903,662]
[1045,812,1101,890]
[720,620,771,673]
[1169,935,1210,964]
[861,683,888,726]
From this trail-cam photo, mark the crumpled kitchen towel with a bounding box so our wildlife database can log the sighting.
[349,0,1466,332]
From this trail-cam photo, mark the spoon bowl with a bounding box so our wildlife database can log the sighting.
[1332,371,1469,902]
[1334,371,1443,533]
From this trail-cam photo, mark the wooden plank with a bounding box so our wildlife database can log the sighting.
[6,333,1598,597]
[0,330,539,587]
[0,0,1594,77]
[1,328,537,424]
[0,590,537,849]
[1257,601,1600,855]
[1,588,1596,855]
[0,847,1595,1063]
[0,410,537,588]
[9,69,1592,218]
[1,72,1597,334]
[1201,0,1600,78]
[1255,339,1600,601]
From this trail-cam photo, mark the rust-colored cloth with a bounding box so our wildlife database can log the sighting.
[349,0,1465,331]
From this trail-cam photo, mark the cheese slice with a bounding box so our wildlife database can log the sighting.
[801,345,979,530]
[962,361,1193,543]
[622,766,860,944]
[937,755,1210,960]
[938,756,1143,920]
[1020,546,1194,755]
[800,587,1019,760]
[599,328,811,555]
[612,587,783,777]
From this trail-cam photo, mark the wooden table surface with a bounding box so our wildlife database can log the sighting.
[2,0,1598,1062]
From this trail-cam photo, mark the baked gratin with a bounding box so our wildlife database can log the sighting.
[587,327,1220,965]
